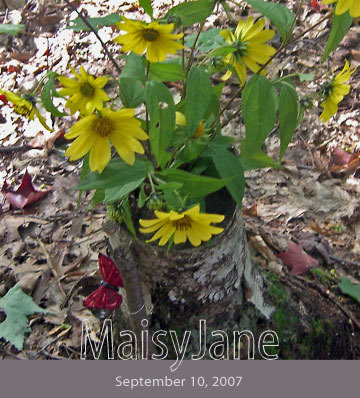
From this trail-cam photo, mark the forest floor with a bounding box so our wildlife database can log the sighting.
[0,0,359,359]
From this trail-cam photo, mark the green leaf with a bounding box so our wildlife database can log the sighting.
[145,80,175,167]
[299,73,315,82]
[278,80,300,160]
[120,53,146,84]
[156,169,229,198]
[41,73,67,117]
[242,75,278,155]
[146,61,185,82]
[119,78,145,108]
[206,147,245,207]
[76,158,153,190]
[239,150,281,171]
[122,198,137,238]
[0,23,25,36]
[104,178,145,203]
[338,277,360,304]
[245,0,295,40]
[0,285,47,350]
[322,12,352,62]
[90,189,105,208]
[166,0,215,26]
[185,28,225,52]
[66,14,122,31]
[157,182,184,191]
[139,0,153,17]
[185,67,212,137]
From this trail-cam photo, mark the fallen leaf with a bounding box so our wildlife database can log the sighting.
[1,170,51,209]
[0,285,47,350]
[276,241,319,275]
[338,277,360,304]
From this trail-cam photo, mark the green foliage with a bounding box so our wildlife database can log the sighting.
[139,0,153,18]
[0,285,47,350]
[277,80,300,160]
[185,28,225,52]
[119,78,145,108]
[239,150,282,171]
[244,0,295,40]
[20,0,356,247]
[66,14,122,31]
[146,60,185,82]
[41,72,67,117]
[338,277,360,304]
[166,0,215,26]
[185,67,212,137]
[204,146,245,207]
[76,158,153,190]
[322,12,352,62]
[120,53,146,84]
[145,80,176,168]
[0,23,25,36]
[242,75,278,155]
[156,168,230,198]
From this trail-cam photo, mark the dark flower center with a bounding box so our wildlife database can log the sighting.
[93,117,114,137]
[172,215,192,231]
[143,29,159,42]
[80,83,95,97]
[319,81,334,100]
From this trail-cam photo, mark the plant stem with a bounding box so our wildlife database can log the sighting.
[181,19,206,98]
[144,62,154,164]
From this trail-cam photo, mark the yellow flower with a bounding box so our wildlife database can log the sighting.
[0,90,52,131]
[58,66,109,115]
[114,17,184,63]
[319,60,356,122]
[139,205,225,247]
[65,107,148,173]
[175,112,205,138]
[220,16,276,85]
[322,0,360,17]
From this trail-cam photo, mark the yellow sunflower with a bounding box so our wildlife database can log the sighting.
[114,17,184,63]
[319,60,356,122]
[58,66,109,115]
[322,0,360,17]
[175,112,205,138]
[220,16,276,85]
[139,205,225,247]
[65,107,148,173]
[0,90,52,131]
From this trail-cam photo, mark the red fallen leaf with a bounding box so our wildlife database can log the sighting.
[276,242,318,275]
[329,148,360,175]
[84,254,124,311]
[0,94,8,105]
[331,147,351,167]
[1,170,51,209]
[310,0,322,12]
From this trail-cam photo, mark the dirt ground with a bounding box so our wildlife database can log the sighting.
[0,0,359,359]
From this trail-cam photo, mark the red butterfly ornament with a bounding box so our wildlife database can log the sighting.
[84,254,124,311]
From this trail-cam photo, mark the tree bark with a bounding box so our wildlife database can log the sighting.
[104,204,275,358]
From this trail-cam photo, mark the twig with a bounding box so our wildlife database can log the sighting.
[295,275,360,331]
[0,145,42,155]
[62,0,122,76]
[330,255,360,268]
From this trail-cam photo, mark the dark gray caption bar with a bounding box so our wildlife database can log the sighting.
[0,360,358,398]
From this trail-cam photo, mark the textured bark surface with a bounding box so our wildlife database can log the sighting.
[104,205,275,358]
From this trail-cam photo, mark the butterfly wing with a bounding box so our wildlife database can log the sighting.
[84,285,123,311]
[98,254,124,288]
